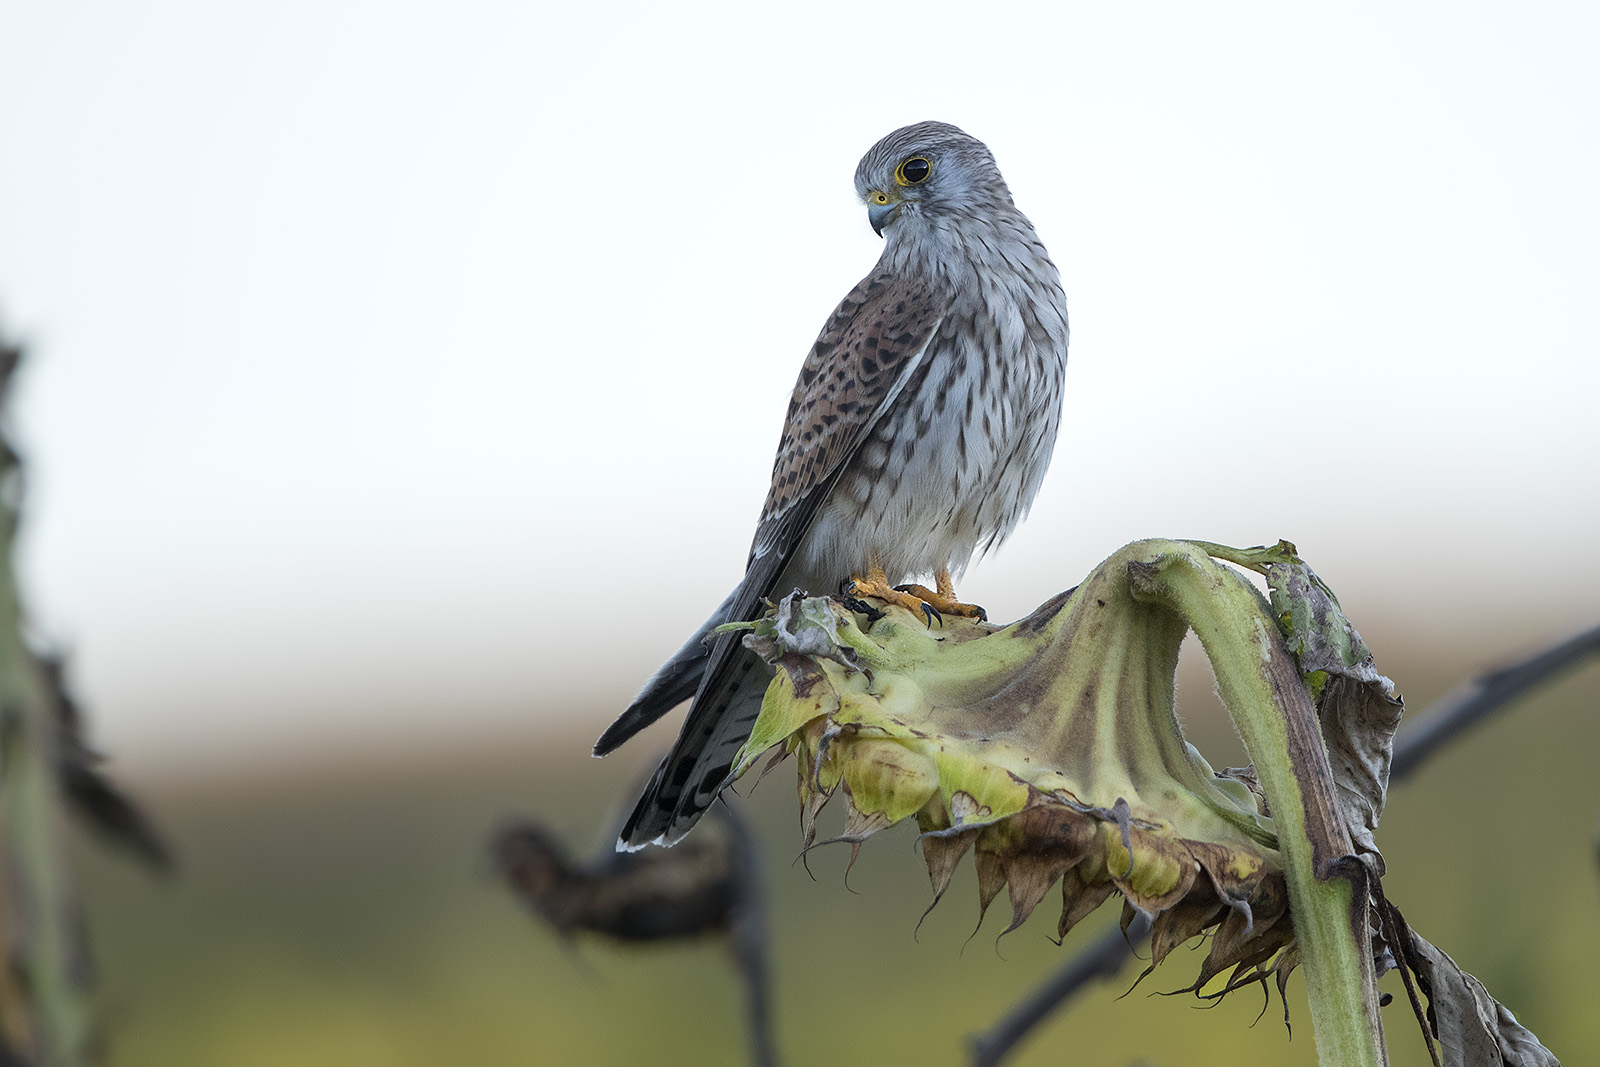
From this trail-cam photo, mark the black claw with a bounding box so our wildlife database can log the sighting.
[837,579,886,624]
[921,602,942,628]
[974,605,989,623]
[840,596,884,625]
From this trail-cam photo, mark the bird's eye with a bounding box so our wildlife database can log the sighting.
[896,157,931,185]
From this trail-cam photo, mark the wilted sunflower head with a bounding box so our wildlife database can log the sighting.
[726,540,1331,997]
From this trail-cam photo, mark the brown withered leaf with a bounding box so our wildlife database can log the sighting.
[1393,909,1560,1067]
[1266,559,1404,863]
[1146,887,1226,970]
[1185,873,1293,994]
[1057,868,1116,943]
[915,819,979,929]
[984,802,1096,935]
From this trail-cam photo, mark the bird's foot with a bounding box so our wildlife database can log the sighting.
[842,571,942,628]
[836,583,886,626]
[893,583,988,623]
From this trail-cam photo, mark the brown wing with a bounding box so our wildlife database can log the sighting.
[617,265,950,848]
[750,267,950,563]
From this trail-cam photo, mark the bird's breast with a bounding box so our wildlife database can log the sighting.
[803,270,1068,585]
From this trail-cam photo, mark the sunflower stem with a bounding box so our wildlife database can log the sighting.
[1127,542,1386,1067]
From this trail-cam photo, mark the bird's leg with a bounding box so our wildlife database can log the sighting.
[895,566,988,622]
[843,559,942,627]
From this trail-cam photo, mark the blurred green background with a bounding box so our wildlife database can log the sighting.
[77,613,1599,1067]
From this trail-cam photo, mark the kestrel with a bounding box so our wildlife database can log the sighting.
[596,122,1070,849]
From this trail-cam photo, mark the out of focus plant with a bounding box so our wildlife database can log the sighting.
[0,336,168,1066]
[496,804,777,1067]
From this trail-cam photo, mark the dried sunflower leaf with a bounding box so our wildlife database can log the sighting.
[1406,928,1559,1066]
[1265,559,1404,862]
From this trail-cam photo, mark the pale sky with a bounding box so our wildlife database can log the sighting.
[0,1,1596,772]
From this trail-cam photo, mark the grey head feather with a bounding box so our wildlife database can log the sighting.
[853,122,1039,287]
[853,121,1016,225]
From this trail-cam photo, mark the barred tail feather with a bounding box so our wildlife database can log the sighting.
[605,528,814,850]
[591,588,740,757]
[616,635,770,849]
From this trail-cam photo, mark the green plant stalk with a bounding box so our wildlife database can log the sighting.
[1129,542,1385,1067]
[0,515,92,1064]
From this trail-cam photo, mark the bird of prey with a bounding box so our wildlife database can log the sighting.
[595,121,1070,849]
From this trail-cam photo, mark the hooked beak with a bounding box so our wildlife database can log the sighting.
[867,199,902,237]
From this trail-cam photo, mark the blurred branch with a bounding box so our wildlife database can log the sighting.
[965,618,1600,1066]
[1388,621,1600,779]
[495,801,777,1067]
[719,803,778,1067]
[967,913,1151,1067]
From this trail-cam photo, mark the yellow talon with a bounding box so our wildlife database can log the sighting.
[894,567,988,621]
[844,565,987,626]
[845,566,942,625]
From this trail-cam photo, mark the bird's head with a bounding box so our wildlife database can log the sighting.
[853,121,1012,239]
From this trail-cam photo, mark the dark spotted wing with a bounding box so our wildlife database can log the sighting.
[617,265,950,848]
[750,268,949,561]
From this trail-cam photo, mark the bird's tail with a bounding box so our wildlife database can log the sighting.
[601,549,806,849]
[592,588,740,757]
[615,634,770,849]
